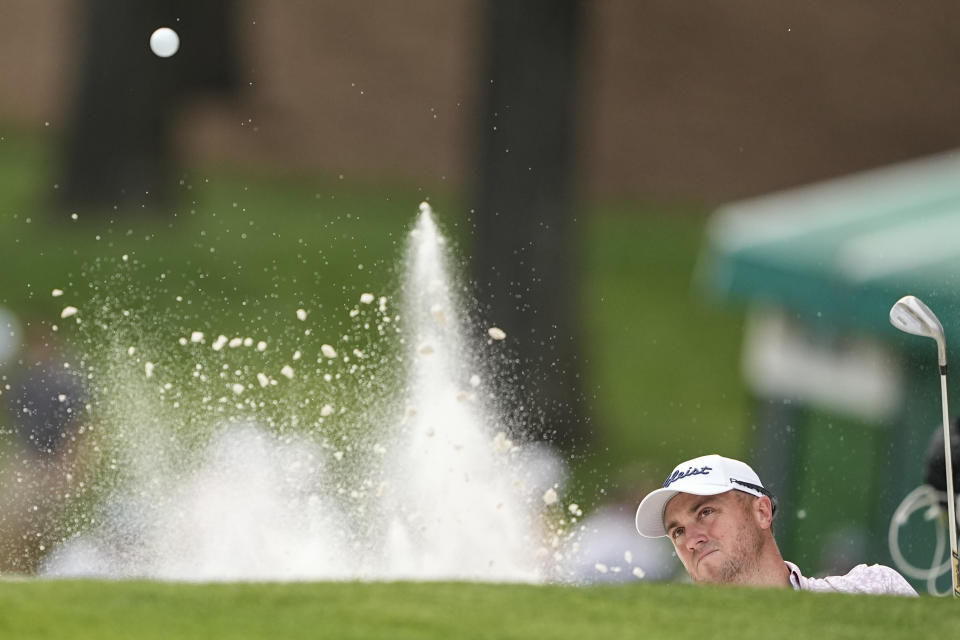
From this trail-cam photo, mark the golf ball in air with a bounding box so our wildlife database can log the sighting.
[149,27,180,58]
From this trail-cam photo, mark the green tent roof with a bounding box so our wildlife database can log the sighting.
[699,149,960,337]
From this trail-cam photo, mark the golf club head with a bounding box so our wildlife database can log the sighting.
[890,295,947,367]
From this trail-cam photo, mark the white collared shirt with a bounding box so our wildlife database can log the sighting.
[785,561,917,596]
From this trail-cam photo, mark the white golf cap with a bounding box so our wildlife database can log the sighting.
[634,454,770,538]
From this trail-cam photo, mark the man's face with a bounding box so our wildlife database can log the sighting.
[662,490,765,585]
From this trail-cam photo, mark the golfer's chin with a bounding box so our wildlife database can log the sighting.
[692,550,725,583]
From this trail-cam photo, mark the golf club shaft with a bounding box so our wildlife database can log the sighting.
[939,372,960,597]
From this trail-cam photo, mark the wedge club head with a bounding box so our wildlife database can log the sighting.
[890,295,947,367]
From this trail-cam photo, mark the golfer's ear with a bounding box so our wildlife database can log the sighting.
[753,495,774,529]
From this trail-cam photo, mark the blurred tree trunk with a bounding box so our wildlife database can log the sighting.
[472,0,589,445]
[57,0,238,217]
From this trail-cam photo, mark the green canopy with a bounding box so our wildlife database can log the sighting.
[700,149,960,338]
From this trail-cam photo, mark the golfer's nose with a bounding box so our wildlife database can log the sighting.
[684,526,707,553]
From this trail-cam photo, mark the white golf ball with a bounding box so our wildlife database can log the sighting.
[149,27,180,58]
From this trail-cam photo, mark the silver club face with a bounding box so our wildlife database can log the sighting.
[890,295,947,366]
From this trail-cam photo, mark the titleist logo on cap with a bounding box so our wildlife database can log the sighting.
[663,465,713,488]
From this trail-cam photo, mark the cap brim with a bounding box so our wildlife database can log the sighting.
[634,484,734,538]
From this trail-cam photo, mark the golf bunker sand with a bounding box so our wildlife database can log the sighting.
[40,204,584,582]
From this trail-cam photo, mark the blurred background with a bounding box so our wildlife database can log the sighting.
[2,0,960,589]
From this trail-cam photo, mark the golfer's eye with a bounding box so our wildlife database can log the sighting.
[699,507,714,519]
[671,527,684,541]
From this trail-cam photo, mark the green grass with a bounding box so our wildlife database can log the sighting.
[0,135,453,330]
[580,204,748,498]
[0,579,954,640]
